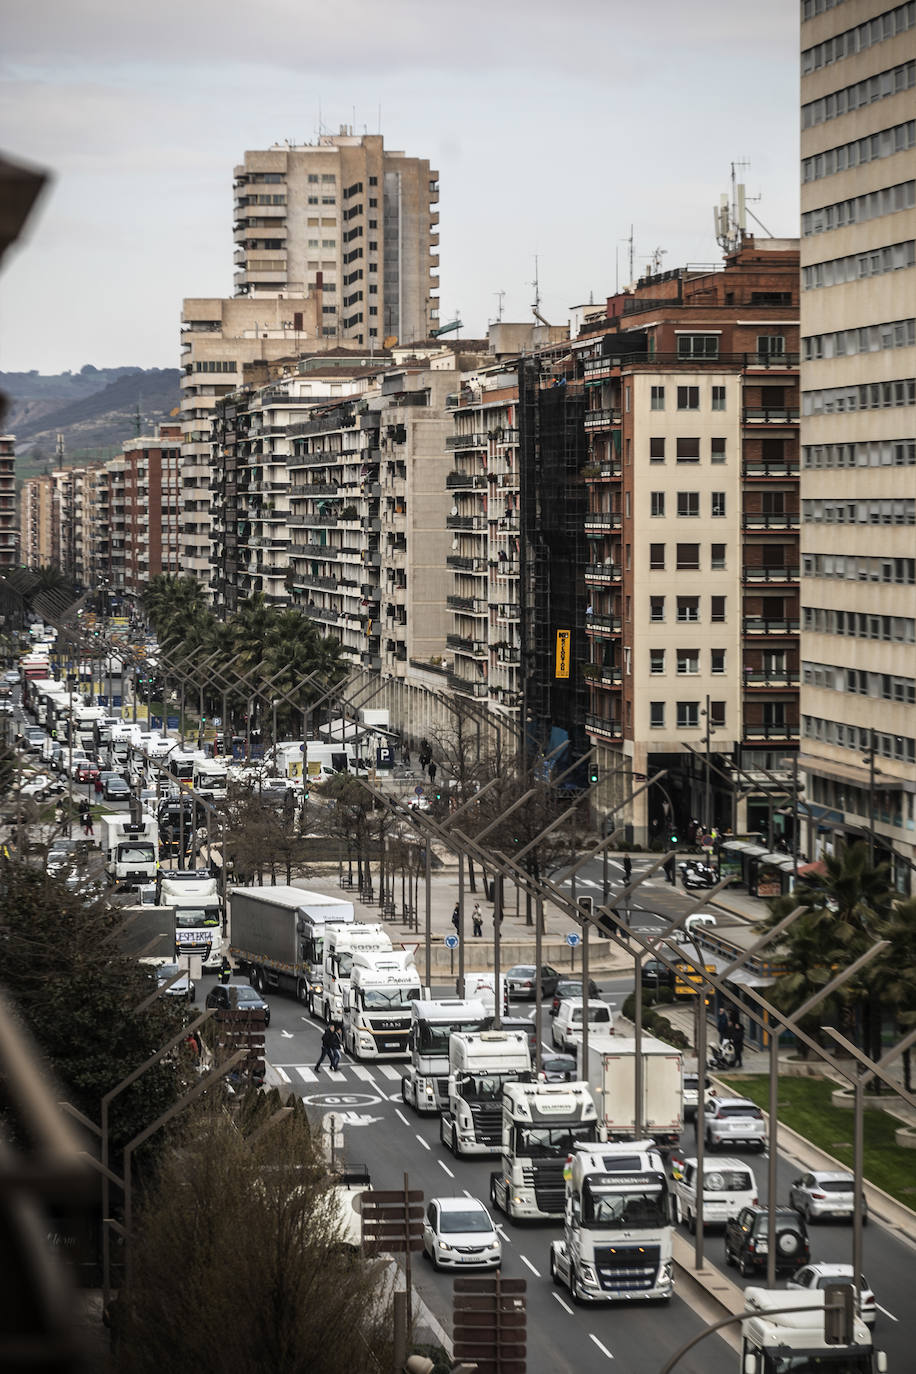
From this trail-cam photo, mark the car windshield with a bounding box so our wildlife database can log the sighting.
[118,842,155,862]
[719,1104,763,1119]
[362,987,421,1009]
[175,909,220,929]
[703,1170,750,1192]
[819,1180,854,1193]
[582,1184,667,1229]
[156,964,185,983]
[509,967,535,978]
[459,1073,518,1100]
[514,1124,595,1158]
[764,1356,873,1374]
[232,989,263,1007]
[438,1210,492,1234]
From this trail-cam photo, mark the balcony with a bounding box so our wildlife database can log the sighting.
[586,712,623,741]
[446,634,488,659]
[742,513,799,530]
[582,459,622,480]
[742,407,799,424]
[585,665,622,687]
[447,554,486,573]
[446,432,489,450]
[446,471,487,490]
[742,617,799,636]
[743,671,800,688]
[496,604,520,622]
[585,561,622,585]
[742,460,799,479]
[585,613,621,636]
[584,408,621,430]
[447,595,487,616]
[742,723,800,742]
[584,512,622,533]
[742,565,799,583]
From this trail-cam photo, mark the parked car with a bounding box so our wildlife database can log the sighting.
[549,977,601,1016]
[673,1156,757,1232]
[422,1196,501,1271]
[505,963,561,1000]
[75,760,101,784]
[539,1052,578,1083]
[205,980,270,1026]
[787,1263,876,1328]
[103,776,131,802]
[788,1170,867,1225]
[641,958,675,992]
[551,998,614,1051]
[705,1097,766,1151]
[724,1206,810,1277]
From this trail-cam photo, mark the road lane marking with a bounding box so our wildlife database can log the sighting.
[323,1069,346,1082]
[415,1133,431,1152]
[552,1292,573,1315]
[296,1067,318,1083]
[589,1333,614,1359]
[395,1109,411,1127]
[519,1254,540,1277]
[495,1225,511,1243]
[273,1066,290,1083]
[438,1161,455,1178]
[876,1304,898,1321]
[378,1065,402,1080]
[352,1066,376,1081]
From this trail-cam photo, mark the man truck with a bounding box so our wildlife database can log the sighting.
[439,1031,532,1158]
[400,999,488,1115]
[229,886,354,1008]
[548,1139,674,1304]
[584,1034,683,1148]
[342,949,425,1059]
[489,1080,598,1221]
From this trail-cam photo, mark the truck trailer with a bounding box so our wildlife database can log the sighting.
[584,1034,683,1148]
[229,886,354,1007]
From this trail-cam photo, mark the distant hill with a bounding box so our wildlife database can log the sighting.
[1,365,182,471]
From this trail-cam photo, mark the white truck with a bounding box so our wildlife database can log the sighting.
[229,886,354,1009]
[549,1140,674,1305]
[400,998,489,1115]
[458,972,508,1018]
[193,757,228,799]
[489,1080,598,1221]
[439,1031,532,1158]
[322,923,394,1023]
[741,1287,886,1374]
[584,1034,684,1149]
[101,814,159,889]
[342,949,425,1060]
[159,872,223,970]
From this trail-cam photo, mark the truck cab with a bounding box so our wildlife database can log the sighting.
[549,1140,674,1304]
[343,950,423,1059]
[322,923,393,1023]
[401,999,488,1115]
[741,1287,885,1374]
[440,1032,532,1158]
[101,814,159,890]
[489,1080,598,1221]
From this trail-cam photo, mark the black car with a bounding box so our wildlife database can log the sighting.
[724,1206,809,1277]
[549,977,601,1016]
[641,958,675,991]
[505,964,561,1000]
[205,980,271,1026]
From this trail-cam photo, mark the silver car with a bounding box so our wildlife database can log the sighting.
[705,1097,766,1151]
[789,1170,867,1224]
[788,1263,876,1328]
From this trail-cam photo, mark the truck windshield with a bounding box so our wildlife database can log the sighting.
[460,1073,519,1100]
[417,1020,486,1054]
[582,1183,667,1229]
[175,909,220,930]
[758,1352,873,1373]
[514,1123,596,1157]
[118,842,155,862]
[362,987,421,1009]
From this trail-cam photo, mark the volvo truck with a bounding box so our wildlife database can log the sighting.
[741,1288,886,1374]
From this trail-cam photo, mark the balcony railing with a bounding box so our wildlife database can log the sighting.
[445,432,489,450]
[447,514,487,531]
[743,672,800,688]
[586,712,623,740]
[743,723,800,741]
[585,561,622,584]
[585,613,621,634]
[742,513,799,530]
[447,595,487,616]
[742,461,799,479]
[446,472,487,489]
[742,565,799,583]
[743,618,799,635]
[584,512,622,532]
[742,407,800,424]
[584,408,621,430]
[447,554,486,573]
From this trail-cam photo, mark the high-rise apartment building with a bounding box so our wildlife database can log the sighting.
[800,0,916,888]
[0,436,18,568]
[20,472,54,570]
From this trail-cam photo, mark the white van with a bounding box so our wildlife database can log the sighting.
[551,998,615,1051]
[673,1156,757,1232]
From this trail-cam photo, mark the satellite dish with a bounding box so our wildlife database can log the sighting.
[450,505,458,517]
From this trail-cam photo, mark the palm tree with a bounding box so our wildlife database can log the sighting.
[875,896,916,1091]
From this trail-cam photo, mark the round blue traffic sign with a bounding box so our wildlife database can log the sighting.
[415,785,425,796]
[566,932,581,947]
[445,934,459,949]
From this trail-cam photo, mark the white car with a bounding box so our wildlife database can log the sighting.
[673,1156,757,1232]
[422,1196,501,1271]
[20,773,53,799]
[787,1263,877,1328]
[551,997,615,1051]
[788,1170,867,1224]
[705,1097,766,1151]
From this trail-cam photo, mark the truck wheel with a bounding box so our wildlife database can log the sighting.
[549,1249,559,1284]
[569,1266,582,1305]
[401,1077,410,1106]
[296,979,308,1005]
[739,1253,753,1278]
[687,1208,696,1235]
[449,1124,460,1159]
[489,1175,499,1209]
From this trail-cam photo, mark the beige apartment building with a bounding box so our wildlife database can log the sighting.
[19,471,54,570]
[800,0,916,888]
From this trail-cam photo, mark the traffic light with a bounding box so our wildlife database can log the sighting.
[824,1283,855,1345]
[669,829,678,845]
[588,764,599,785]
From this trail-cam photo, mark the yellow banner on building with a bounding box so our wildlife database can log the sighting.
[555,629,571,679]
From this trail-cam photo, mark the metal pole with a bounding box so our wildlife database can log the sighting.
[634,952,643,1141]
[424,840,431,989]
[704,693,711,829]
[493,873,502,1029]
[792,753,799,881]
[867,732,875,866]
[767,1023,779,1288]
[534,892,543,1075]
[694,993,706,1271]
[458,852,465,992]
[581,909,590,1078]
[853,1071,864,1301]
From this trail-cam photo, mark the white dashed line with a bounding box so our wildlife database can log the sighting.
[876,1304,898,1322]
[273,1066,290,1083]
[395,1109,410,1127]
[415,1133,431,1151]
[519,1254,541,1278]
[438,1161,455,1178]
[589,1333,614,1359]
[495,1225,511,1243]
[552,1292,573,1315]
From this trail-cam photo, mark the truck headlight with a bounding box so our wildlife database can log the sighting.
[579,1263,597,1283]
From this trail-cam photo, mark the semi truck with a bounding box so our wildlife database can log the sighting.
[400,998,489,1115]
[342,949,425,1060]
[159,871,223,970]
[458,972,508,1018]
[584,1034,683,1148]
[115,904,176,960]
[489,1080,599,1221]
[322,923,394,1023]
[101,814,159,889]
[229,886,354,1008]
[548,1140,674,1304]
[439,1031,532,1157]
[741,1287,886,1374]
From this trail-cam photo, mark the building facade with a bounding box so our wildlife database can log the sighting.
[800,0,916,887]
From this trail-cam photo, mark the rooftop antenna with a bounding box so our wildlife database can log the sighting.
[530,257,550,327]
[135,397,142,437]
[714,160,774,252]
[618,227,635,286]
[494,289,506,323]
[649,246,667,276]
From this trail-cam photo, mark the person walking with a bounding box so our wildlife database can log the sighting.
[622,854,632,884]
[729,1012,745,1069]
[472,903,483,938]
[451,903,461,933]
[717,1006,730,1043]
[315,1022,341,1073]
[219,956,232,985]
[80,800,94,837]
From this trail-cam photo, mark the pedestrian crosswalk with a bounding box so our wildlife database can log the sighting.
[273,1060,405,1088]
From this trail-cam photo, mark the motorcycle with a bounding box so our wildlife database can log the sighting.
[708,1037,737,1071]
[679,859,718,890]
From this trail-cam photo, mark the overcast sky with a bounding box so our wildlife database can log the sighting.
[1,0,800,375]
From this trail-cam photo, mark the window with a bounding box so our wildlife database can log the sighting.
[651,491,666,517]
[677,649,700,675]
[650,437,665,462]
[677,596,699,623]
[711,491,726,517]
[677,335,719,359]
[711,648,726,674]
[651,386,665,410]
[712,386,726,411]
[650,596,665,623]
[650,543,665,570]
[711,437,727,463]
[625,492,631,518]
[678,386,700,410]
[676,437,700,462]
[709,701,726,727]
[711,543,726,569]
[650,648,665,675]
[764,650,786,675]
[757,334,786,360]
[677,491,700,517]
[650,701,666,727]
[711,595,726,622]
[676,543,700,570]
[677,701,700,728]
